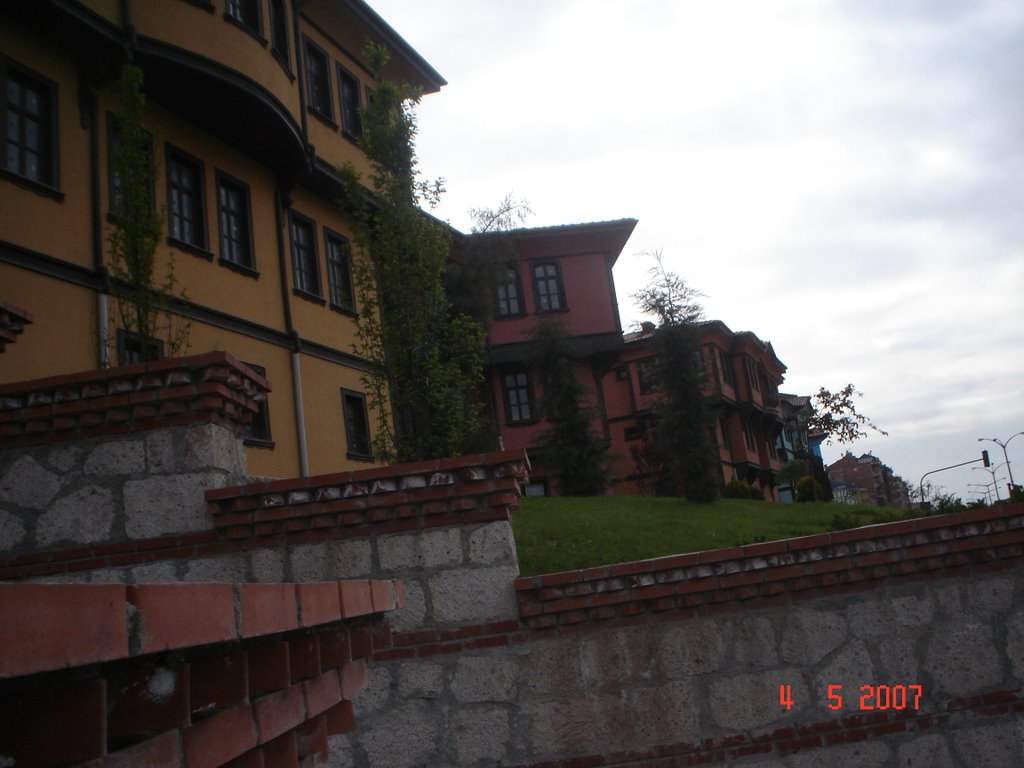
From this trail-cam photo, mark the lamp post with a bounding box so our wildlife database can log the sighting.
[968,483,993,505]
[978,432,1024,494]
[972,464,1006,502]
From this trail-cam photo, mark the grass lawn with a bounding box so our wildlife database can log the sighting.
[511,495,916,576]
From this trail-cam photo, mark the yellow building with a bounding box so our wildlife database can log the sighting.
[0,0,445,477]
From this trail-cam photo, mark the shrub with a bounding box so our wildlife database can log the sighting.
[723,480,752,499]
[796,475,817,503]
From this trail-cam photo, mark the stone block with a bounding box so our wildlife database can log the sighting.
[521,641,584,695]
[0,509,26,552]
[654,619,729,678]
[812,640,875,715]
[966,576,1015,613]
[0,454,61,510]
[521,692,625,755]
[733,616,778,668]
[124,472,225,538]
[327,734,354,768]
[429,566,518,625]
[398,662,444,699]
[581,625,654,687]
[890,592,934,628]
[182,423,246,476]
[846,598,893,641]
[129,561,180,584]
[452,707,510,766]
[451,656,518,703]
[781,609,847,665]
[291,541,331,582]
[924,622,1002,696]
[467,522,518,565]
[389,579,427,633]
[353,666,393,715]
[184,555,248,583]
[250,548,286,583]
[952,720,1024,768]
[898,734,954,768]
[84,438,145,476]
[379,528,462,571]
[1007,610,1024,680]
[356,701,439,768]
[622,680,699,748]
[36,485,116,547]
[709,669,807,731]
[789,741,891,768]
[47,443,84,473]
[879,636,919,682]
[330,539,372,579]
[145,430,177,474]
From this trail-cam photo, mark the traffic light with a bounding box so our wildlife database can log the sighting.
[982,450,991,467]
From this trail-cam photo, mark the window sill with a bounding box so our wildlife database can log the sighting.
[507,419,539,427]
[244,437,275,449]
[494,312,527,321]
[271,49,294,80]
[346,452,374,462]
[224,13,267,45]
[329,303,357,318]
[307,107,337,130]
[180,0,214,11]
[293,288,325,305]
[0,169,64,201]
[219,257,259,279]
[341,129,362,144]
[168,237,213,261]
[534,307,570,315]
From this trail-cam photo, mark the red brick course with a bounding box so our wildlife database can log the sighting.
[0,351,268,448]
[514,503,1024,631]
[0,578,400,767]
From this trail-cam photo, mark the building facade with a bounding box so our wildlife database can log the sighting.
[473,220,637,494]
[604,321,787,499]
[827,451,912,508]
[0,0,445,478]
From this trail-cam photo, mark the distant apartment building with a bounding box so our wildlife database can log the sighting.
[827,452,911,508]
[604,321,787,500]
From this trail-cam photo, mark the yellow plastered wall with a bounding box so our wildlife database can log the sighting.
[0,266,97,380]
[0,20,93,270]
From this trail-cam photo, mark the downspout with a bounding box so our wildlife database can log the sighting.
[86,78,111,367]
[283,0,315,476]
[275,185,308,477]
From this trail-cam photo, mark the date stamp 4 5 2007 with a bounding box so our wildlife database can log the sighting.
[779,684,923,712]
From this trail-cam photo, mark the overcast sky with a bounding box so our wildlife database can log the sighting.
[370,0,1024,504]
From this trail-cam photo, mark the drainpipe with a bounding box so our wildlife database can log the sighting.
[84,75,111,368]
[275,185,308,476]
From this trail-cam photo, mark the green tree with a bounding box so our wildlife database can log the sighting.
[340,44,484,463]
[809,384,887,445]
[107,63,189,362]
[632,252,720,502]
[529,319,609,496]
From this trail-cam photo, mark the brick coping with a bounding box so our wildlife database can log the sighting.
[513,503,1024,631]
[0,350,270,447]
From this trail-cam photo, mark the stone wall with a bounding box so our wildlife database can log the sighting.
[337,504,1024,768]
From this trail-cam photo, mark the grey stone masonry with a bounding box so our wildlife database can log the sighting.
[337,564,1024,767]
[0,423,245,555]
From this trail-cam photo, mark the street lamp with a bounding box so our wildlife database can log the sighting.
[978,432,1024,493]
[968,483,993,505]
[972,465,1005,502]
